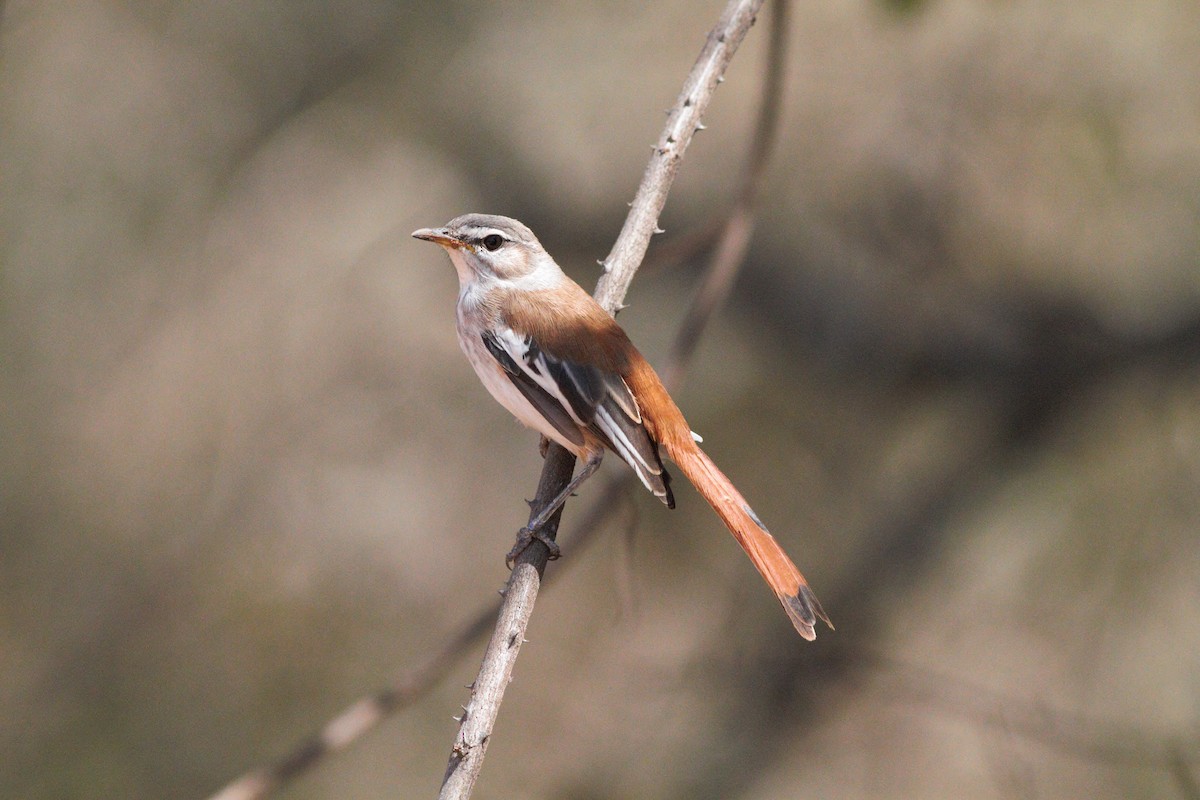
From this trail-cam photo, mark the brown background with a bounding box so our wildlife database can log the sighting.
[3,1,1198,798]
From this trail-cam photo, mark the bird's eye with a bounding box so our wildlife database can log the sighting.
[482,234,504,251]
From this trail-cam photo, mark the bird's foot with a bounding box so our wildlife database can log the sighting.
[506,525,561,568]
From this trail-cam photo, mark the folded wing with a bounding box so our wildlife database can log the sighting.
[481,327,674,506]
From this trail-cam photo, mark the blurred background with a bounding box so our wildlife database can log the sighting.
[3,1,1199,798]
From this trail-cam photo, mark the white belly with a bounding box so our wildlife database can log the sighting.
[455,311,586,457]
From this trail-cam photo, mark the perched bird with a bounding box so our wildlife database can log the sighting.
[412,214,830,639]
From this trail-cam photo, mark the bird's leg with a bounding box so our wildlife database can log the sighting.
[506,450,604,567]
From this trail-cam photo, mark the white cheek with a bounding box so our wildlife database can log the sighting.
[493,250,527,277]
[506,253,566,291]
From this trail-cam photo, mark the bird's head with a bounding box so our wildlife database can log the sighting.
[412,214,558,290]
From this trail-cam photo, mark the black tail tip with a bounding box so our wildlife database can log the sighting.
[782,584,833,641]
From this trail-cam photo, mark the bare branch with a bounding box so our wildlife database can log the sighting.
[436,443,571,799]
[665,0,789,386]
[594,0,768,314]
[204,479,628,800]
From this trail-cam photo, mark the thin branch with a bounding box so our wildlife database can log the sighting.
[439,1,767,797]
[205,480,629,800]
[436,442,571,800]
[665,0,789,386]
[594,0,768,313]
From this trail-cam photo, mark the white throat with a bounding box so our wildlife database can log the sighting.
[445,247,479,290]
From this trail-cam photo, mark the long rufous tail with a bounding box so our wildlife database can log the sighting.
[623,350,831,639]
[665,440,831,640]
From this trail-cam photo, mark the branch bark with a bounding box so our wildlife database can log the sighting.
[438,2,767,798]
[666,0,789,386]
[594,0,766,312]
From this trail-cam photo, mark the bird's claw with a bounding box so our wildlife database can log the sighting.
[506,525,561,567]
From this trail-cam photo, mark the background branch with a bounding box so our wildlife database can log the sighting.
[666,0,789,386]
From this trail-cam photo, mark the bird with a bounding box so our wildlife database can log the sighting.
[412,213,830,640]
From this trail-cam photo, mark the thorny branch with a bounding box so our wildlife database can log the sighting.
[206,482,632,800]
[665,0,789,386]
[593,0,769,312]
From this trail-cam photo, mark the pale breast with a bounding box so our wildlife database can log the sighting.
[455,307,587,457]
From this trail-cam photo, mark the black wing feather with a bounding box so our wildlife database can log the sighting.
[480,329,674,507]
[532,340,607,424]
[481,330,586,447]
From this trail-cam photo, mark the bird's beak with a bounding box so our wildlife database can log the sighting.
[411,227,465,249]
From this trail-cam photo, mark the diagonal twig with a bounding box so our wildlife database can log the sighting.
[206,481,631,800]
[666,0,789,386]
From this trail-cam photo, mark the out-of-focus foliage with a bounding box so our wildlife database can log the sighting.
[2,1,1197,798]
